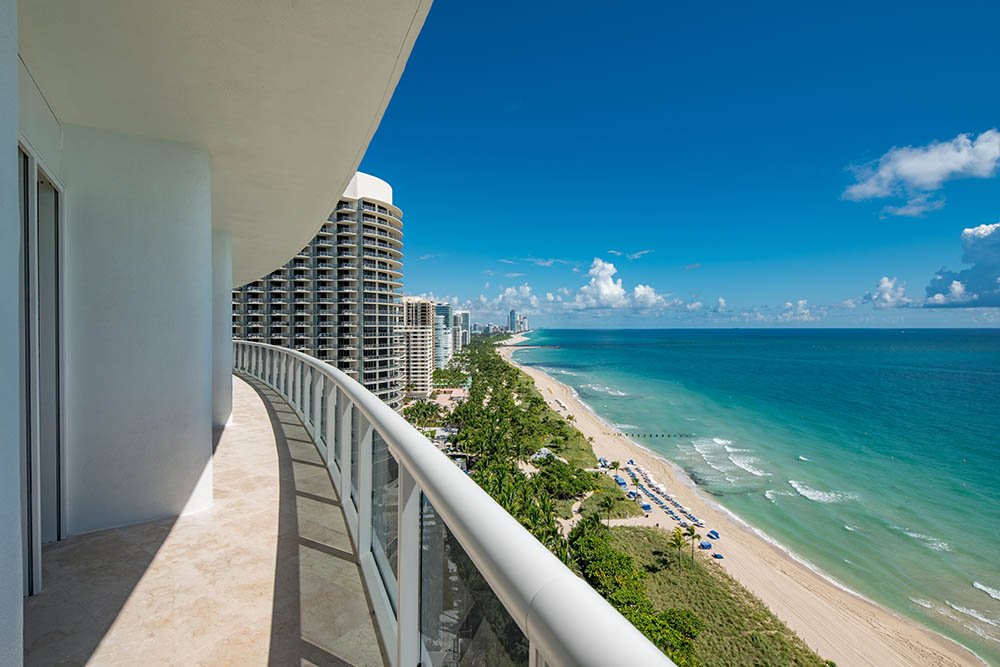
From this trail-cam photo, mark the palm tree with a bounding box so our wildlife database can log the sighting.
[684,524,701,563]
[598,494,615,527]
[610,460,620,476]
[669,527,686,568]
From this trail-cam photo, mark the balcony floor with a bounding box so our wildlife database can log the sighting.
[24,375,386,666]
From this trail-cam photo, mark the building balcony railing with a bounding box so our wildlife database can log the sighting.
[233,341,671,667]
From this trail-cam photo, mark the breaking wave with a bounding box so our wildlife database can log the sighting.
[788,480,858,503]
[613,423,638,430]
[893,526,952,552]
[974,582,1000,601]
[909,598,934,609]
[582,383,628,397]
[729,454,769,477]
[764,489,794,503]
[798,455,811,462]
[947,602,1000,628]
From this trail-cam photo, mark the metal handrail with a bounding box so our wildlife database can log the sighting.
[233,340,672,667]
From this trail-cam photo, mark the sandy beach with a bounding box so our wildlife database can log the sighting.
[499,334,981,667]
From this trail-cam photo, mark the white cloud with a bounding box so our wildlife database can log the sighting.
[862,276,912,309]
[844,129,1000,216]
[924,222,1000,307]
[526,257,568,267]
[607,250,623,256]
[627,249,654,260]
[925,280,976,306]
[499,259,515,264]
[778,299,821,322]
[684,262,702,271]
[504,272,525,278]
[713,297,727,313]
[632,284,665,309]
[880,193,945,218]
[686,301,703,311]
[574,258,629,309]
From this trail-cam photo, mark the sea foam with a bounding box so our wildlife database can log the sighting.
[729,453,769,477]
[788,480,857,503]
[947,602,1000,628]
[764,489,794,503]
[893,526,952,552]
[909,597,934,609]
[974,582,1000,601]
[582,383,628,397]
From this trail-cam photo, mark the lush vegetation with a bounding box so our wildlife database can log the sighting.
[612,526,832,667]
[570,517,703,664]
[431,364,468,387]
[402,399,443,427]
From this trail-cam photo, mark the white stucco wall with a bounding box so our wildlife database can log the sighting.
[1,0,24,661]
[61,125,214,534]
[212,229,233,428]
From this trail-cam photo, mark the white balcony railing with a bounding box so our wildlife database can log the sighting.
[233,340,672,667]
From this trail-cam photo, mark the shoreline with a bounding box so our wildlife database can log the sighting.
[499,333,981,667]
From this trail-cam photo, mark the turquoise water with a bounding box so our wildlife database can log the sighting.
[513,329,1000,664]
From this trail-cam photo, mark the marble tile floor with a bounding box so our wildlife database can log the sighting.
[24,374,386,666]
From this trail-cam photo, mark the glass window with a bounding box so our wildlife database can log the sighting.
[371,430,398,609]
[420,496,528,666]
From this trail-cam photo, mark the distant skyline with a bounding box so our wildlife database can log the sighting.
[360,2,1000,327]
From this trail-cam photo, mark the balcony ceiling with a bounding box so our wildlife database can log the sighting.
[18,0,430,285]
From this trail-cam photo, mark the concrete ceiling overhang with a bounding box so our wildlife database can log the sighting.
[18,0,430,285]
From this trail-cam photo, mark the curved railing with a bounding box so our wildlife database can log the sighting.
[234,340,673,667]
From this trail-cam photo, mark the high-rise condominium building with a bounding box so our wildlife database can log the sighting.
[232,172,404,409]
[434,303,454,368]
[457,310,471,346]
[508,309,518,333]
[400,296,435,397]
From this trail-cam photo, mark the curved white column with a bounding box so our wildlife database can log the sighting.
[63,125,214,532]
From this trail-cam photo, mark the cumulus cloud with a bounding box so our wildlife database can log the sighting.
[862,276,912,309]
[712,297,727,313]
[778,299,821,321]
[844,129,1000,216]
[686,301,703,311]
[632,284,665,309]
[925,280,975,306]
[574,258,629,308]
[924,222,1000,307]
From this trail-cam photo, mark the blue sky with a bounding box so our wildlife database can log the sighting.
[359,1,1000,327]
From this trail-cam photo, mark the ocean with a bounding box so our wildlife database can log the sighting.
[512,329,1000,664]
